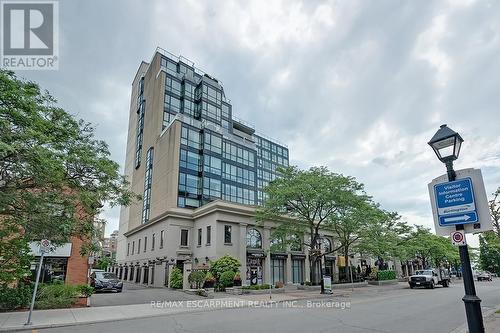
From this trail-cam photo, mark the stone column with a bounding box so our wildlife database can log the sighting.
[239,224,247,285]
[305,253,311,284]
[183,259,192,290]
[263,226,271,285]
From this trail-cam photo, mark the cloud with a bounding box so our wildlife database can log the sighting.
[16,0,500,237]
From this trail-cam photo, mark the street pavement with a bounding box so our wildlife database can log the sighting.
[10,279,500,333]
[91,282,204,307]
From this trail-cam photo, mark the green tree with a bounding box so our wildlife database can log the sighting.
[356,211,411,264]
[479,231,500,275]
[489,188,500,238]
[169,268,183,289]
[209,254,241,279]
[257,166,377,285]
[403,226,459,269]
[0,70,138,285]
[95,257,112,270]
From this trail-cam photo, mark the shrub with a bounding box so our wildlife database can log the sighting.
[35,284,79,309]
[377,270,396,281]
[209,255,241,279]
[188,271,207,289]
[242,284,271,290]
[369,267,379,280]
[205,271,215,282]
[169,268,183,289]
[0,283,33,311]
[275,281,284,288]
[219,271,235,288]
[77,284,94,297]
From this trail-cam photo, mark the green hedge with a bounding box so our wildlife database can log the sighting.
[0,283,33,311]
[169,267,183,289]
[35,284,79,310]
[377,270,396,281]
[219,271,235,288]
[242,284,271,290]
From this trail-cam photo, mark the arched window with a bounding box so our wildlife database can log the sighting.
[321,237,332,253]
[246,228,262,249]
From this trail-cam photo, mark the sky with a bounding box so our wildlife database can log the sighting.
[16,0,500,245]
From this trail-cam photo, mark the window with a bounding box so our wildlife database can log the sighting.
[160,230,164,248]
[199,102,221,122]
[181,125,201,149]
[222,103,230,118]
[164,94,181,113]
[182,99,196,118]
[132,241,135,255]
[127,243,130,256]
[203,155,221,175]
[142,147,154,224]
[222,163,255,186]
[183,82,194,99]
[180,149,201,172]
[137,239,141,254]
[224,225,232,244]
[135,77,145,168]
[272,259,286,284]
[197,228,202,246]
[180,229,189,246]
[166,76,182,96]
[203,177,221,198]
[222,141,255,167]
[292,260,304,284]
[144,236,147,252]
[246,229,262,248]
[222,183,255,205]
[206,226,211,245]
[152,233,155,251]
[202,84,222,105]
[178,173,200,195]
[204,132,222,154]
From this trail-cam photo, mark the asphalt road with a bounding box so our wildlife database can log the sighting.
[23,279,500,333]
[91,282,204,307]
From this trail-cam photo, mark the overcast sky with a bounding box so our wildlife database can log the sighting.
[18,0,500,244]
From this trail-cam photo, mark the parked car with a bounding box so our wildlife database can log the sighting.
[90,271,123,292]
[408,268,450,289]
[477,271,493,281]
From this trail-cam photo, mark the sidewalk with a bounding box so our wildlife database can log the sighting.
[0,292,329,332]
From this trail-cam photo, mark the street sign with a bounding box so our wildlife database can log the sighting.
[451,230,466,246]
[323,275,332,293]
[39,239,51,254]
[428,168,493,237]
[434,178,478,226]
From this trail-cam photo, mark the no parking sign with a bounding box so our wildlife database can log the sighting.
[451,230,466,246]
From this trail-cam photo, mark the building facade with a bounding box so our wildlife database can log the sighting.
[115,48,400,288]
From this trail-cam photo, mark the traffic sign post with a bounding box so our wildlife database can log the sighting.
[25,239,51,326]
[451,230,466,246]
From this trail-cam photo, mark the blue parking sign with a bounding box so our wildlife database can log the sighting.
[434,178,478,226]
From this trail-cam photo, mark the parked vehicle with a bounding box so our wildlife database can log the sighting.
[477,271,493,281]
[408,268,450,289]
[90,271,123,292]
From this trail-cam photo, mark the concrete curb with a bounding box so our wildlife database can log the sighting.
[0,294,339,332]
[448,307,499,333]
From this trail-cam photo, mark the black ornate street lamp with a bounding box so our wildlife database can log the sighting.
[428,124,484,333]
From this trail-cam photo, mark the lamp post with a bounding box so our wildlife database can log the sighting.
[428,124,484,333]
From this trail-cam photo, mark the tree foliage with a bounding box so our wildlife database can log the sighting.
[209,254,241,279]
[0,70,138,284]
[401,226,459,268]
[489,188,500,238]
[479,231,500,275]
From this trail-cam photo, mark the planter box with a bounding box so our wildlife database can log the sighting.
[367,279,398,286]
[74,297,88,308]
[297,285,321,291]
[226,287,286,295]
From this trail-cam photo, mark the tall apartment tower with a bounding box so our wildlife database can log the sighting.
[115,49,297,287]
